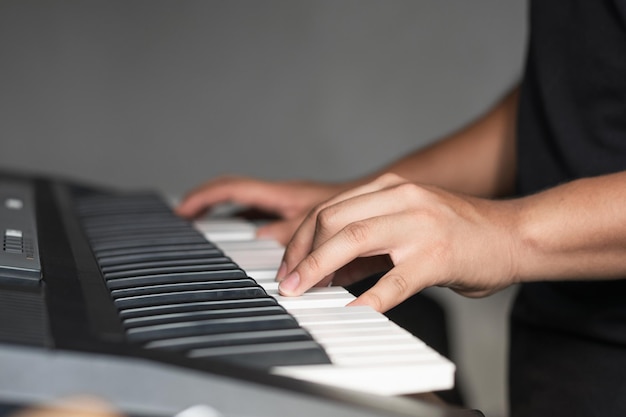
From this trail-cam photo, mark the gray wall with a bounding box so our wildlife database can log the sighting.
[0,1,527,416]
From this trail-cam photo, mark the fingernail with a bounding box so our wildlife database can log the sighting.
[278,271,300,295]
[275,262,287,281]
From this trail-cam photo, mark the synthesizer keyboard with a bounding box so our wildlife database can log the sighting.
[193,218,455,395]
[0,172,469,417]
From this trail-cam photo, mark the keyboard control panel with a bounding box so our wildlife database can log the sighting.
[0,180,41,284]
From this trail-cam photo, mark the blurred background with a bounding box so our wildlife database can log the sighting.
[0,1,527,416]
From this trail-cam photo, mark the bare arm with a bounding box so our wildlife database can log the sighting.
[358,87,519,197]
[277,170,626,311]
[513,171,626,283]
[177,87,519,243]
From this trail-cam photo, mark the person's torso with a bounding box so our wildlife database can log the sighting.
[514,0,626,342]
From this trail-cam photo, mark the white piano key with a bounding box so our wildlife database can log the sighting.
[326,346,442,365]
[221,246,284,257]
[272,361,456,395]
[311,331,412,345]
[194,219,256,242]
[251,275,278,284]
[272,295,355,310]
[296,315,388,326]
[215,239,284,251]
[301,320,409,337]
[244,269,278,280]
[189,216,456,395]
[260,282,351,294]
[265,286,353,298]
[286,305,384,319]
[258,281,281,292]
[266,293,357,312]
[300,318,399,330]
[323,339,431,355]
[226,251,284,269]
[327,351,442,366]
[293,311,388,326]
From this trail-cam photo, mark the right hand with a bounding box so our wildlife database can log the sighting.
[176,175,347,244]
[276,173,520,312]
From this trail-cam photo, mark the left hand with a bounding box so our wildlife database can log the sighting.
[175,175,347,245]
[276,173,521,312]
[9,397,123,417]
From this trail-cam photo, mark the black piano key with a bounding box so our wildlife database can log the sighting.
[89,234,203,248]
[81,206,176,215]
[110,279,259,298]
[91,235,209,252]
[87,230,202,245]
[100,257,235,274]
[123,305,287,328]
[103,262,240,280]
[83,215,187,227]
[114,288,270,309]
[85,224,192,238]
[188,340,331,368]
[80,205,166,213]
[118,298,280,319]
[126,314,301,343]
[77,206,169,218]
[106,270,249,290]
[144,328,315,351]
[73,192,334,370]
[82,214,182,227]
[94,242,215,258]
[97,248,223,267]
[79,196,167,207]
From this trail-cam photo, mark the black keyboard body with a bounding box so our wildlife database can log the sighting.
[0,171,481,417]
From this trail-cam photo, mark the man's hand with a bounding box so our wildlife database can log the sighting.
[176,175,346,244]
[277,173,521,312]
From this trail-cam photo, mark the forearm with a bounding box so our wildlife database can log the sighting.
[355,87,520,198]
[513,171,626,283]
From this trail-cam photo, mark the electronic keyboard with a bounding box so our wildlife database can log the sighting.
[0,171,471,417]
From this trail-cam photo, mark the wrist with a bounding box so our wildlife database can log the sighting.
[508,180,620,284]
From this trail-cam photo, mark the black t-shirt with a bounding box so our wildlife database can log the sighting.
[511,1,626,415]
[517,1,626,191]
[515,0,626,341]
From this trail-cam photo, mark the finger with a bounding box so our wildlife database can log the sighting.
[348,264,430,312]
[175,176,246,218]
[176,177,285,219]
[314,173,408,213]
[278,215,396,296]
[310,182,421,252]
[278,175,409,280]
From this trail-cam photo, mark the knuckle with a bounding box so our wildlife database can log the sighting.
[316,205,340,233]
[310,200,329,221]
[284,238,308,262]
[342,221,370,246]
[302,251,324,275]
[282,239,311,269]
[382,273,411,297]
[364,291,385,312]
[394,181,425,203]
[376,172,404,185]
[396,181,419,195]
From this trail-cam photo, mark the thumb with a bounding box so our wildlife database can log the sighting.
[348,265,426,312]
